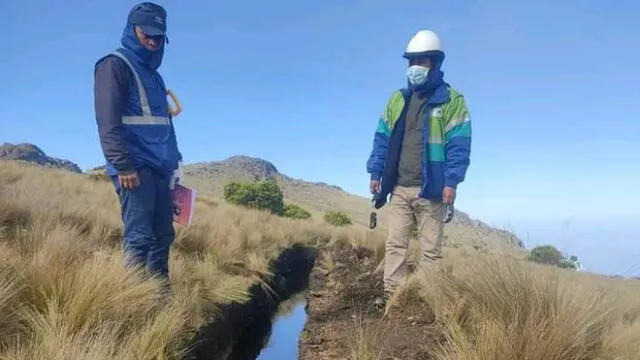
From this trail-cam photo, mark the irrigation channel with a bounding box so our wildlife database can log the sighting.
[185,244,316,360]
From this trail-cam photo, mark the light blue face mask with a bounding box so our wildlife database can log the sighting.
[406,65,430,86]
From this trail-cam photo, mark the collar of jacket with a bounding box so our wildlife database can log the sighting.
[403,82,451,106]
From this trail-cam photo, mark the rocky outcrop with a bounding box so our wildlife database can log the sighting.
[185,155,345,191]
[0,143,82,173]
[452,210,524,249]
[185,155,279,182]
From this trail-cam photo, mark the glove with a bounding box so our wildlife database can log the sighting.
[169,161,183,190]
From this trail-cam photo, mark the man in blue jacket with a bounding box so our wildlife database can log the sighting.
[366,30,472,308]
[93,2,182,285]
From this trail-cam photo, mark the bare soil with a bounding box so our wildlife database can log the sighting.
[299,244,443,360]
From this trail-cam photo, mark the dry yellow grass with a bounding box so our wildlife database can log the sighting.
[3,160,638,360]
[392,250,640,360]
[347,313,388,360]
[0,161,381,359]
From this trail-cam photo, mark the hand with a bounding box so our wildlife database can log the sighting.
[169,162,183,190]
[370,180,381,195]
[443,186,456,205]
[118,171,140,190]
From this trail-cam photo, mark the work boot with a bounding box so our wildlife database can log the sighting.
[373,291,392,310]
[373,296,386,309]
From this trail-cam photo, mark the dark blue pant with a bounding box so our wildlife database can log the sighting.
[111,166,175,280]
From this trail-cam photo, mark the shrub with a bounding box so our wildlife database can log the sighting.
[282,204,312,220]
[324,211,352,227]
[223,180,313,221]
[527,245,579,270]
[223,178,284,215]
[88,172,110,182]
[86,167,110,183]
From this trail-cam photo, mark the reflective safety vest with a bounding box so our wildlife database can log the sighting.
[105,48,181,176]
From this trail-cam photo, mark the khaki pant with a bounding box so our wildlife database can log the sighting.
[384,185,445,295]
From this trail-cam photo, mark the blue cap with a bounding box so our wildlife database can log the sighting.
[127,2,167,36]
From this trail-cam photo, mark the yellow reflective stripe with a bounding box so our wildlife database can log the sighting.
[122,116,170,125]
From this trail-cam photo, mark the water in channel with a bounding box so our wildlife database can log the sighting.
[256,292,308,360]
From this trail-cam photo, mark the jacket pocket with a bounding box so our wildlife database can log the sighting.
[127,123,171,145]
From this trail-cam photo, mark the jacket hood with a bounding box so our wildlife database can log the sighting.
[406,50,446,94]
[120,22,164,70]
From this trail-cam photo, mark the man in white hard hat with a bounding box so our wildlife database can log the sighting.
[366,30,472,308]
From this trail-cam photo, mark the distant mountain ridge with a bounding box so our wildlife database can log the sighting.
[0,142,82,173]
[183,155,524,250]
[185,156,344,191]
[0,143,523,251]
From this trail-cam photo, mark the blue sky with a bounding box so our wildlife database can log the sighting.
[1,0,639,276]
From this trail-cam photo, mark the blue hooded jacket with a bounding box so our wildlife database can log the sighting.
[94,21,181,177]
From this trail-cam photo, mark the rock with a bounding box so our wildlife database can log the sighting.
[185,155,279,181]
[0,142,81,173]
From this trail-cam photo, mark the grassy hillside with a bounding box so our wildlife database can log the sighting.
[0,160,378,359]
[183,155,524,252]
[1,158,638,359]
[183,155,373,223]
[382,252,640,360]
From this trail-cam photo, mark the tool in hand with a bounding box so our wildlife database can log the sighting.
[443,203,454,224]
[369,196,378,229]
[167,89,183,117]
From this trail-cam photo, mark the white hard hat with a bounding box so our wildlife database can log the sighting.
[403,30,444,60]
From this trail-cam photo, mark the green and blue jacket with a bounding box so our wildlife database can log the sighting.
[366,84,472,208]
